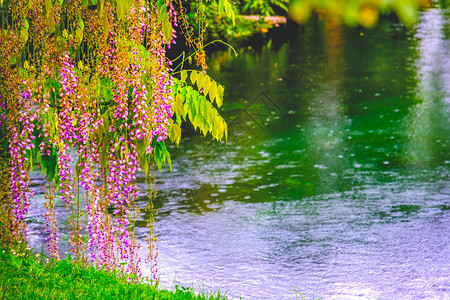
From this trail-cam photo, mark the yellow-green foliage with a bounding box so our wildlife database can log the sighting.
[289,0,426,27]
[169,70,228,148]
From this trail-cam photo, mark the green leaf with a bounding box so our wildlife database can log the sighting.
[100,132,111,170]
[40,150,58,182]
[216,85,224,107]
[162,17,173,44]
[153,141,172,172]
[143,158,149,176]
[156,0,165,10]
[193,114,201,131]
[203,76,212,97]
[20,27,29,43]
[215,113,223,140]
[180,70,188,82]
[190,70,199,84]
[182,96,189,119]
[136,139,147,159]
[98,0,104,17]
[196,73,206,91]
[193,92,199,115]
[45,0,52,18]
[218,0,224,15]
[102,109,110,132]
[78,18,84,31]
[158,0,172,44]
[136,44,150,59]
[116,0,124,20]
[200,95,207,118]
[75,26,83,44]
[218,0,236,26]
[175,93,183,119]
[168,121,181,147]
[205,102,212,126]
[23,18,29,31]
[74,160,82,180]
[136,138,151,176]
[209,82,217,103]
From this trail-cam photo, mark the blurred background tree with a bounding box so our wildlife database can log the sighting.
[176,0,431,48]
[288,0,431,27]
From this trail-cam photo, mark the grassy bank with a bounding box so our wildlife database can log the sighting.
[0,244,228,300]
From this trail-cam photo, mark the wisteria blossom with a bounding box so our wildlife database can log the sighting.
[0,0,226,282]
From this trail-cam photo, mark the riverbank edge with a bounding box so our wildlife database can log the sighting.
[0,243,228,300]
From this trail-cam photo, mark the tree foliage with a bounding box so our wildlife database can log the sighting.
[289,0,426,27]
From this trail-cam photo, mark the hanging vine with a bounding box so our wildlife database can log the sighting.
[0,0,233,280]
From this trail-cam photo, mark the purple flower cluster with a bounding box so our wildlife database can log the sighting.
[129,3,149,44]
[129,52,153,151]
[106,141,140,260]
[8,87,37,238]
[86,184,108,264]
[168,1,178,46]
[6,1,184,281]
[0,95,6,126]
[58,53,78,204]
[149,38,174,145]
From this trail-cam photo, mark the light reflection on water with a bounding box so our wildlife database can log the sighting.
[28,8,449,300]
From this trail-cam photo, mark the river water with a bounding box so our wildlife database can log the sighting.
[28,7,449,300]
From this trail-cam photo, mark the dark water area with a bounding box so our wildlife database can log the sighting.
[28,7,449,300]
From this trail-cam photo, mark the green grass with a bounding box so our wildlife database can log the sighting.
[0,244,228,300]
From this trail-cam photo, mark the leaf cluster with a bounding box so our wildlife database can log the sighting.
[170,70,227,145]
[289,0,425,27]
[241,0,289,16]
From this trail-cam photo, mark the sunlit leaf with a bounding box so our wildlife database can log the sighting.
[203,76,212,97]
[78,18,84,31]
[175,93,183,120]
[161,9,172,44]
[190,70,199,84]
[209,82,217,104]
[23,18,29,31]
[45,0,52,18]
[216,85,224,107]
[180,70,188,82]
[197,73,206,91]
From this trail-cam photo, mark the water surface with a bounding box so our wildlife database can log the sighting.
[29,8,449,300]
